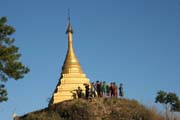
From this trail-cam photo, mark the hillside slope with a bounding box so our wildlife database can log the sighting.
[15,98,162,120]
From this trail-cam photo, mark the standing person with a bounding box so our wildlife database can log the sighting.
[96,81,101,97]
[76,86,82,98]
[112,82,116,97]
[113,82,118,98]
[90,82,96,97]
[100,82,103,97]
[84,84,90,99]
[102,81,107,97]
[119,83,124,97]
[106,84,110,97]
[110,83,113,97]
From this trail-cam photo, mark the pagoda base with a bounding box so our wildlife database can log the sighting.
[50,73,90,104]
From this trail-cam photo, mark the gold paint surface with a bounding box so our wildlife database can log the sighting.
[62,26,84,74]
[49,20,90,105]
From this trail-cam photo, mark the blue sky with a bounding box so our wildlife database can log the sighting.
[0,0,180,119]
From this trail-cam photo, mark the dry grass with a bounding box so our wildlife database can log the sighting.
[15,98,165,120]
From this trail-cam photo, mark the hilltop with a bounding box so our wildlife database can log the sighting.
[15,98,163,120]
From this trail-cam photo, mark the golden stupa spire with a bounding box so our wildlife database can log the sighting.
[49,14,90,104]
[62,16,84,74]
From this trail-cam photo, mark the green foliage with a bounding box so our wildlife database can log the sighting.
[0,84,8,102]
[167,93,179,112]
[155,90,180,119]
[155,90,167,104]
[171,98,180,112]
[155,90,180,112]
[0,17,30,102]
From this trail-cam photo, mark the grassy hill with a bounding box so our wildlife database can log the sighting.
[14,98,163,120]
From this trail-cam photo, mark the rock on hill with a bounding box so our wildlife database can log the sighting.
[15,98,162,120]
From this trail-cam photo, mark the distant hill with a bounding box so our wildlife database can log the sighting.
[14,98,163,120]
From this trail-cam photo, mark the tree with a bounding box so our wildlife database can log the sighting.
[0,84,7,102]
[0,17,30,102]
[155,90,180,120]
[155,90,168,119]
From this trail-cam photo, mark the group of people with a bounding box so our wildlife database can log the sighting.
[76,81,124,99]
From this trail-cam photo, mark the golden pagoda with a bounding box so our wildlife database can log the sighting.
[49,18,90,104]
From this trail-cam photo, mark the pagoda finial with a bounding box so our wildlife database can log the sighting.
[68,8,70,21]
[66,9,73,34]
